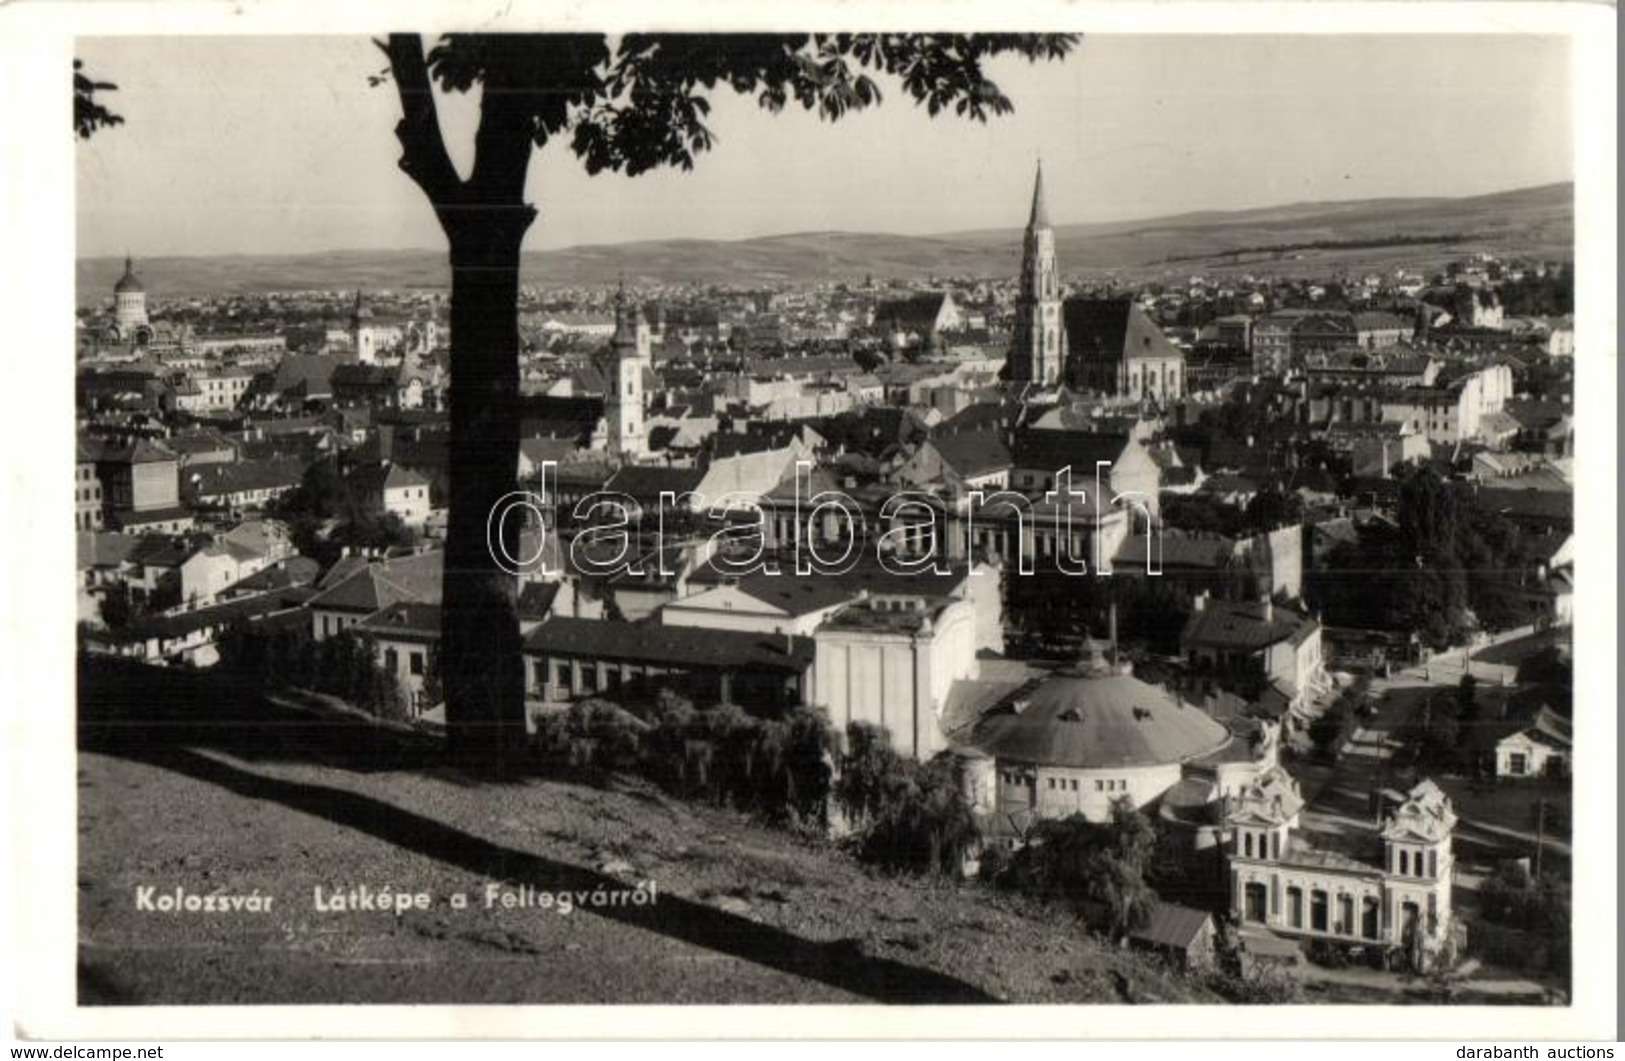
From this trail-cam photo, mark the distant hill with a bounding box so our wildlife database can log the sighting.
[77,181,1572,302]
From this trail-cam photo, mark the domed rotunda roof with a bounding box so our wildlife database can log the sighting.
[968,638,1231,770]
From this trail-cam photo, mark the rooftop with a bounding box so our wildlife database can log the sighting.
[967,645,1231,769]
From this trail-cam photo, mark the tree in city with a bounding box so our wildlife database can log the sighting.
[373,33,1080,770]
[1243,483,1304,534]
[1456,673,1479,750]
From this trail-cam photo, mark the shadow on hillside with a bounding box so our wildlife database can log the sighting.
[77,657,997,1005]
[80,656,483,782]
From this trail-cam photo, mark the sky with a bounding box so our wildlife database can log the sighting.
[74,34,1573,259]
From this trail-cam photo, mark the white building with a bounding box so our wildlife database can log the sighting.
[1227,778,1457,968]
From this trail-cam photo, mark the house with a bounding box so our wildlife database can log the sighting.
[1488,703,1571,779]
[1009,429,1162,520]
[1128,902,1218,972]
[1351,311,1410,350]
[76,436,105,531]
[183,458,305,512]
[893,430,1013,494]
[81,588,312,667]
[1377,364,1513,445]
[1505,400,1574,457]
[96,438,189,532]
[307,549,443,641]
[355,601,441,718]
[345,460,433,528]
[176,539,272,609]
[165,429,239,467]
[1323,421,1429,478]
[254,354,347,408]
[1181,594,1326,712]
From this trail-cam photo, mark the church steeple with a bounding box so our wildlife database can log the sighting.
[1008,160,1065,387]
[1029,159,1051,228]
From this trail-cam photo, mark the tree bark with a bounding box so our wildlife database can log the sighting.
[383,34,539,772]
[441,208,531,771]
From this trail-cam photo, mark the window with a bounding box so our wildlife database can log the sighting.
[1508,752,1528,776]
[1070,779,1078,792]
[384,648,399,673]
[409,652,424,676]
[1310,891,1329,932]
[555,662,570,689]
[1399,850,1409,875]
[1286,887,1304,929]
[1095,780,1104,792]
[1244,833,1254,858]
[1336,894,1354,935]
[1362,896,1381,939]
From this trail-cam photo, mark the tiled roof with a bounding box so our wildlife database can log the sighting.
[604,465,706,499]
[1113,534,1235,571]
[307,550,443,613]
[94,589,308,645]
[1130,902,1213,951]
[929,430,1012,478]
[185,458,305,499]
[517,581,561,621]
[1010,428,1130,474]
[356,601,443,640]
[522,617,814,672]
[1181,598,1318,652]
[76,531,140,569]
[1060,298,1184,365]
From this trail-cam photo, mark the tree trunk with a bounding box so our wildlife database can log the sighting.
[440,207,532,772]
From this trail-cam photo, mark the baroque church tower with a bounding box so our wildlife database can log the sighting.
[1007,162,1065,386]
[605,282,651,460]
[350,290,377,364]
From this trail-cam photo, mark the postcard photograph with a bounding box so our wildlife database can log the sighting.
[13,3,1614,1039]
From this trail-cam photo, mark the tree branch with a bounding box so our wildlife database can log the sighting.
[382,34,463,206]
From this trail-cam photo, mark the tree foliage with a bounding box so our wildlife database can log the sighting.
[216,622,407,721]
[1309,462,1538,647]
[834,721,979,875]
[535,695,838,826]
[74,59,124,139]
[994,797,1159,938]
